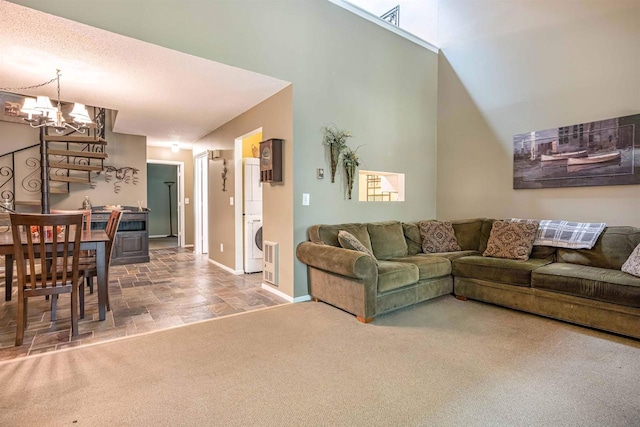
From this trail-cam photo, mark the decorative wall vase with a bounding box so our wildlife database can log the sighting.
[342,148,360,200]
[322,125,351,183]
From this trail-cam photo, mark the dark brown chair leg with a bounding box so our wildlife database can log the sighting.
[455,295,468,301]
[51,294,57,321]
[16,296,26,346]
[79,282,85,319]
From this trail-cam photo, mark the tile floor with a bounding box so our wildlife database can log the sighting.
[0,247,287,361]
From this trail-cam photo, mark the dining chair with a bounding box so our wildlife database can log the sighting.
[50,209,92,232]
[10,213,84,346]
[51,209,94,294]
[0,213,13,301]
[78,209,122,316]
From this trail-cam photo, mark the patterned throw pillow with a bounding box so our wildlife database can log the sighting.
[621,243,640,278]
[338,230,378,263]
[483,220,539,260]
[419,220,461,253]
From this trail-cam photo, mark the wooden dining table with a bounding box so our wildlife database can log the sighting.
[0,229,111,321]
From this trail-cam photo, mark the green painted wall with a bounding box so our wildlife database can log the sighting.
[147,163,178,237]
[12,0,439,298]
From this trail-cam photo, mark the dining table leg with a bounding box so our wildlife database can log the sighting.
[96,241,107,321]
[5,254,12,301]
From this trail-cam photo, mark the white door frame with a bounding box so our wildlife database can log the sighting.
[194,151,209,254]
[147,159,185,247]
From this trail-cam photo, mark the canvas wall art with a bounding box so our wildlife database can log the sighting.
[513,113,640,189]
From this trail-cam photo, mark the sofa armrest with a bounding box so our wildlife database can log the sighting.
[296,241,377,279]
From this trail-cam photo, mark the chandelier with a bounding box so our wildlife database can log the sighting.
[18,69,93,134]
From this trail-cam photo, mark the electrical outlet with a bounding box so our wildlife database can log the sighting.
[230,197,234,205]
[220,243,224,252]
[302,193,310,206]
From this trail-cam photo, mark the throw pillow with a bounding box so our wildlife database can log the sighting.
[483,220,539,260]
[338,230,378,264]
[419,220,461,253]
[621,243,640,278]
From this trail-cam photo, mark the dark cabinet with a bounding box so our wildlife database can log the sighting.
[91,206,150,265]
[259,138,283,183]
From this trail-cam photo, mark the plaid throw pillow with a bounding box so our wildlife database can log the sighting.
[483,220,539,260]
[338,230,378,264]
[419,220,461,253]
[622,243,640,278]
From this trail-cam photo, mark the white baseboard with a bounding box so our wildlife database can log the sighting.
[183,244,194,248]
[208,259,244,275]
[261,283,311,303]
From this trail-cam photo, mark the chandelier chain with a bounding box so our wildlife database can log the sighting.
[0,70,60,93]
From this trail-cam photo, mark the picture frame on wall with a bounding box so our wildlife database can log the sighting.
[0,92,29,125]
[513,113,640,189]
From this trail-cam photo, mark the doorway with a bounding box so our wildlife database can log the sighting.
[147,160,185,249]
[235,128,263,273]
[194,152,209,254]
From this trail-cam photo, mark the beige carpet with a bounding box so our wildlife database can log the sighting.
[0,296,639,426]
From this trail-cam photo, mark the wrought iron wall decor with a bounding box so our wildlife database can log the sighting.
[513,113,640,189]
[104,166,139,194]
[222,159,228,191]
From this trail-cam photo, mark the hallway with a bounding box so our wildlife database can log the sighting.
[0,247,286,361]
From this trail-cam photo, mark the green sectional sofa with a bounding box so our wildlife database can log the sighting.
[296,218,640,339]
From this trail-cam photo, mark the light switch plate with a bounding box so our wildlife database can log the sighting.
[230,197,234,205]
[184,198,190,204]
[302,193,310,206]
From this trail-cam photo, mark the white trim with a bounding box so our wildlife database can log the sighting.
[261,283,311,303]
[234,137,244,272]
[184,244,194,248]
[147,159,186,247]
[327,0,438,53]
[149,234,173,238]
[194,151,209,255]
[208,258,244,275]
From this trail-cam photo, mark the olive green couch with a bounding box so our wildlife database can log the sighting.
[296,218,640,339]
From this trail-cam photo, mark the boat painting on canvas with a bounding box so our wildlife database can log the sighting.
[513,113,640,189]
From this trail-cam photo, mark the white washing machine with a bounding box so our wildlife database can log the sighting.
[244,214,263,273]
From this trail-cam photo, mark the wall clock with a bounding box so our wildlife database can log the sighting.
[259,139,283,183]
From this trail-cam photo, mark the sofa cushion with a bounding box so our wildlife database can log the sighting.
[423,250,479,261]
[557,226,640,270]
[393,255,451,280]
[451,218,485,251]
[368,221,408,259]
[309,223,373,252]
[483,220,539,260]
[419,221,461,253]
[622,243,640,278]
[402,222,424,256]
[530,246,557,261]
[453,255,552,287]
[337,230,377,264]
[377,261,419,293]
[532,263,640,308]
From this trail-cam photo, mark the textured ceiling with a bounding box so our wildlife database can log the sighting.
[0,1,290,148]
